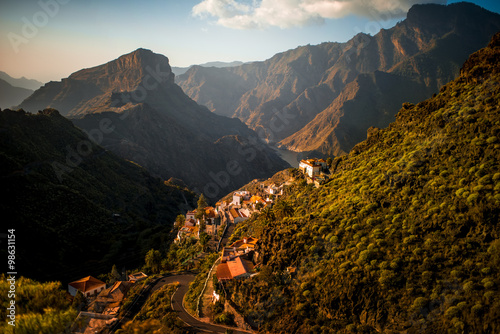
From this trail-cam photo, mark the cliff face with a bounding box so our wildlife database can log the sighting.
[18,49,289,198]
[177,3,500,155]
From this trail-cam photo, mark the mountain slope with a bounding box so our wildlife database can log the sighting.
[177,2,500,155]
[18,49,289,198]
[224,32,500,333]
[0,78,33,109]
[0,108,195,282]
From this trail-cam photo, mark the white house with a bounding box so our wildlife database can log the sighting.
[299,159,322,177]
[231,191,250,206]
[68,276,106,297]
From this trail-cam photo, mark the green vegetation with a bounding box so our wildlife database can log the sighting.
[0,275,77,334]
[0,109,195,282]
[224,33,500,333]
[117,283,188,334]
[184,253,219,316]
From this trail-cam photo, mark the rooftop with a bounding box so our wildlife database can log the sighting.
[69,276,105,292]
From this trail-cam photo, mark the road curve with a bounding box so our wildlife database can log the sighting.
[154,274,253,334]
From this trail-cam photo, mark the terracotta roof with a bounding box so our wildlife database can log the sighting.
[69,276,105,293]
[229,208,241,219]
[227,257,253,278]
[216,263,232,281]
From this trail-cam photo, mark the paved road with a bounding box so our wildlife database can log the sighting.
[151,274,253,334]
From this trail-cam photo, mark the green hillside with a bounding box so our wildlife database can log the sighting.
[224,33,500,333]
[0,108,195,283]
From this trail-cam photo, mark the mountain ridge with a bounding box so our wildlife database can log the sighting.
[177,2,500,156]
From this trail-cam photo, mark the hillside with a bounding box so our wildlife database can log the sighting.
[223,32,500,333]
[177,2,500,156]
[0,108,195,282]
[0,78,33,109]
[17,49,289,198]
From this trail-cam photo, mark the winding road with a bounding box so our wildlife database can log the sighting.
[112,273,252,334]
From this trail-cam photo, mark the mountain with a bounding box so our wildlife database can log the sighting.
[177,2,500,156]
[18,49,289,199]
[223,32,500,333]
[0,71,43,90]
[172,60,244,76]
[0,78,33,109]
[0,108,195,282]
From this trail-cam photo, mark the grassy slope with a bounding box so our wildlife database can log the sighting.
[225,33,500,333]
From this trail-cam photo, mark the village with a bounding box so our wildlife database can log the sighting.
[65,158,331,333]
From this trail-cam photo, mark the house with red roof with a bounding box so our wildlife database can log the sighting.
[68,276,106,297]
[216,256,254,282]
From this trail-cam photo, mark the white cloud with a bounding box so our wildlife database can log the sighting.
[192,0,447,29]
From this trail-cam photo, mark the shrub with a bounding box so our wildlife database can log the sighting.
[445,306,460,318]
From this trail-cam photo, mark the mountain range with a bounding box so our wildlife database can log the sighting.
[0,71,43,90]
[177,2,500,157]
[17,49,289,199]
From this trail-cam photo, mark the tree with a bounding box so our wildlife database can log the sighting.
[261,207,275,221]
[145,249,162,274]
[273,200,294,220]
[175,214,185,229]
[199,232,211,252]
[197,194,208,212]
[111,264,121,282]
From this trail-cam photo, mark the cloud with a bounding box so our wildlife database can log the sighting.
[192,0,447,29]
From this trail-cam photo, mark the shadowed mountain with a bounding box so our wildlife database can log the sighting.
[0,108,195,282]
[0,78,33,109]
[177,2,500,156]
[18,49,289,199]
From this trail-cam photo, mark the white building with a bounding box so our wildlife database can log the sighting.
[68,276,106,297]
[299,159,322,177]
[231,191,250,206]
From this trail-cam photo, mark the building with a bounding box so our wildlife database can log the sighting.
[299,159,326,177]
[68,276,106,297]
[229,207,249,224]
[128,272,148,282]
[231,191,250,206]
[216,256,255,282]
[265,183,283,196]
[186,210,197,221]
[222,237,259,261]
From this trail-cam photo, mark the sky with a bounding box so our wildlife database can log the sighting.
[1,0,499,83]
